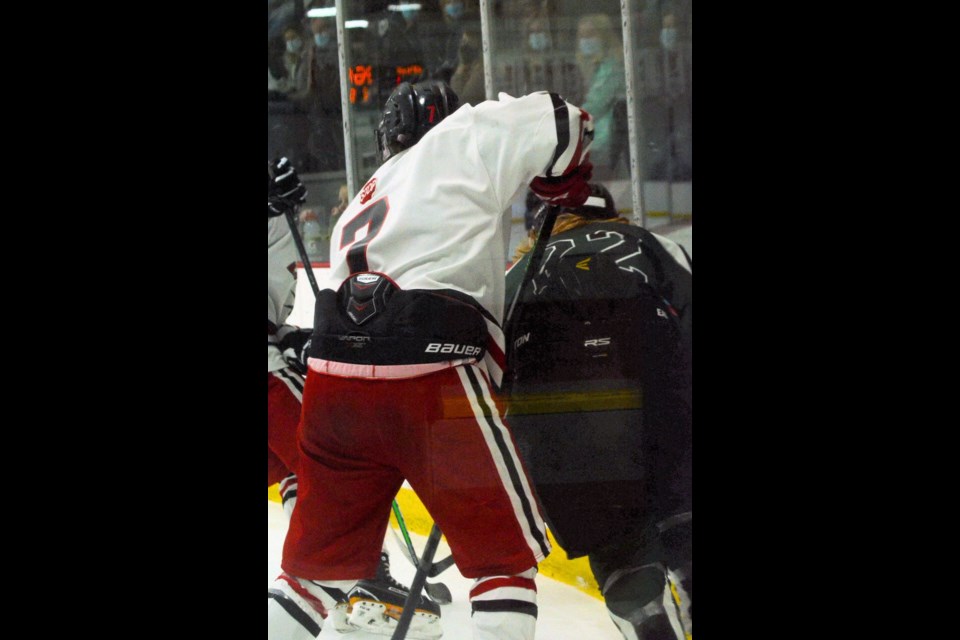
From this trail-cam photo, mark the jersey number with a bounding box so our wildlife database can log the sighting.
[340,197,389,273]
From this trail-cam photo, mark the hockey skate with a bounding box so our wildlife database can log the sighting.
[342,551,442,639]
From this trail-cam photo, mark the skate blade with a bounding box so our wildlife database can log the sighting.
[348,599,442,639]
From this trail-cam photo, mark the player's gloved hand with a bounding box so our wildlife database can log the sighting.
[267,157,308,218]
[529,159,594,209]
[277,326,312,375]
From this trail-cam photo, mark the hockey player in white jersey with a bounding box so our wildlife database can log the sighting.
[267,157,424,639]
[267,156,309,514]
[267,80,595,640]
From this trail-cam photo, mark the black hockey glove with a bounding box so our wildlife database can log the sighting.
[277,326,312,376]
[267,157,307,218]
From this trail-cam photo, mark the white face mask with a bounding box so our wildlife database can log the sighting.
[286,38,303,53]
[660,27,678,51]
[529,32,551,52]
[579,37,602,57]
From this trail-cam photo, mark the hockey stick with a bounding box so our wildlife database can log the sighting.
[391,500,452,604]
[282,208,322,298]
[503,204,561,366]
[390,524,443,640]
[390,525,456,580]
[390,499,456,579]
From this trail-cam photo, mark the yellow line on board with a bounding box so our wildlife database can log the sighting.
[268,484,603,600]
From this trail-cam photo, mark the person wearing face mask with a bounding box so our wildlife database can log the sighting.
[657,10,691,180]
[575,13,627,178]
[660,18,678,51]
[511,10,582,103]
[442,0,465,21]
[275,25,313,102]
[433,0,473,83]
[300,11,345,171]
[450,21,485,105]
[528,29,550,53]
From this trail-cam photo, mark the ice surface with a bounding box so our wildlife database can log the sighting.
[268,501,623,639]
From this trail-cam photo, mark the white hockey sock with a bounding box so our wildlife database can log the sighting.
[469,567,538,640]
[268,572,357,639]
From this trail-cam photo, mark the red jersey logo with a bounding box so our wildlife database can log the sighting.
[359,178,377,204]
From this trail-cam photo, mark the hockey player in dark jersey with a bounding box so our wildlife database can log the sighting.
[503,183,692,640]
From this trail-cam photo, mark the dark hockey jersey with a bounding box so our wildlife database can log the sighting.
[503,221,691,558]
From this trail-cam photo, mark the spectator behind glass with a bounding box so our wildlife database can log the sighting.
[657,8,692,180]
[391,1,448,84]
[299,208,326,260]
[275,24,313,104]
[304,7,346,171]
[575,13,626,176]
[330,183,349,220]
[515,9,581,101]
[433,0,474,83]
[369,1,434,100]
[450,20,485,105]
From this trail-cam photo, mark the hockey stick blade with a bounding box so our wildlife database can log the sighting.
[424,580,452,605]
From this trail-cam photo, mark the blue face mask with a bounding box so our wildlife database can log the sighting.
[579,37,601,57]
[444,2,464,20]
[314,33,331,48]
[286,38,303,53]
[660,27,678,51]
[402,9,419,21]
[528,32,551,52]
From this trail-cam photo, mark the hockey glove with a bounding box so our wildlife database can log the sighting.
[267,157,308,218]
[277,326,312,376]
[529,159,594,209]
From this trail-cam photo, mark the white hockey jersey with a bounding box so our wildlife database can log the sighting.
[268,215,299,373]
[323,91,593,386]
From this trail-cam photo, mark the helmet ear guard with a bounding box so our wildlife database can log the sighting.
[375,81,418,164]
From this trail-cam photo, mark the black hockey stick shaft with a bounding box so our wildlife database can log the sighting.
[428,554,456,577]
[391,501,453,603]
[391,524,443,640]
[504,204,560,349]
[283,208,322,299]
[391,521,455,579]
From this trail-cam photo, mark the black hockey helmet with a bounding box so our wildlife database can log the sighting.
[571,182,618,219]
[375,80,460,164]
